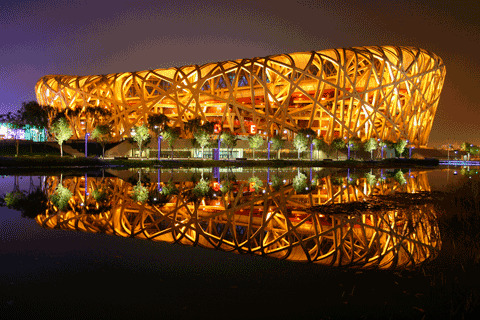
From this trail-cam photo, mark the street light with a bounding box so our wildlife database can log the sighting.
[217,138,223,160]
[157,135,163,161]
[85,133,90,158]
[268,140,272,160]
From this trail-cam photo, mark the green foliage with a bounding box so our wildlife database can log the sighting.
[147,114,170,136]
[331,138,346,160]
[132,124,151,157]
[19,101,49,130]
[220,180,233,194]
[50,184,72,211]
[194,129,210,147]
[91,124,112,158]
[312,136,328,152]
[193,178,210,198]
[270,175,284,191]
[293,171,309,193]
[248,135,264,149]
[161,179,179,196]
[394,170,407,185]
[394,139,408,156]
[50,117,73,156]
[162,126,180,148]
[248,135,264,158]
[221,131,237,149]
[364,172,377,186]
[132,181,149,203]
[293,133,309,158]
[364,138,378,159]
[270,135,285,151]
[4,190,26,209]
[248,176,263,192]
[91,189,107,202]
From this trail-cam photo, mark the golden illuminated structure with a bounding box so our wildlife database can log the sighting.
[36,170,440,269]
[36,46,445,146]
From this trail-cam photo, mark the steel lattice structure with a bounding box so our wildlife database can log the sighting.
[36,171,439,269]
[35,46,445,146]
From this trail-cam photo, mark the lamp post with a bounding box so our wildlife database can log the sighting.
[217,138,222,160]
[157,168,162,192]
[157,135,163,161]
[409,146,415,159]
[268,140,272,160]
[85,133,90,158]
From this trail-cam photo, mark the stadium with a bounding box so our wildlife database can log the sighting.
[35,46,445,147]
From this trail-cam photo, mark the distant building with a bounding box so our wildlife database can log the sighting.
[0,123,48,142]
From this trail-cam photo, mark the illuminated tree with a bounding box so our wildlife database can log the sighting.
[270,134,285,159]
[248,135,264,159]
[50,117,73,157]
[193,129,210,159]
[220,131,237,159]
[50,184,72,211]
[312,136,329,159]
[132,124,150,158]
[331,138,346,160]
[394,139,408,157]
[293,171,309,193]
[132,181,148,203]
[162,126,180,159]
[248,176,263,192]
[193,178,211,198]
[91,124,112,158]
[293,133,309,159]
[364,138,378,160]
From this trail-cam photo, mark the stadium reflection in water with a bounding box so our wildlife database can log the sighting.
[36,168,440,269]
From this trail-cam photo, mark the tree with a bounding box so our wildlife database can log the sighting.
[220,131,237,159]
[461,141,474,160]
[162,126,180,159]
[50,117,73,157]
[0,110,25,156]
[91,124,112,158]
[312,136,329,159]
[270,134,285,159]
[248,135,264,159]
[293,133,309,159]
[147,113,170,137]
[50,184,73,211]
[364,138,378,160]
[132,124,150,158]
[193,129,210,159]
[349,136,362,159]
[331,138,346,160]
[18,101,49,152]
[394,139,408,157]
[83,106,112,136]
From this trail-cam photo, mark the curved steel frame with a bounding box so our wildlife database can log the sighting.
[37,171,440,269]
[36,46,445,146]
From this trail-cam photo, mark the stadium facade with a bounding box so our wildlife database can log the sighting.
[35,46,445,146]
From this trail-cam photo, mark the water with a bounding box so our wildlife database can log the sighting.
[1,166,479,318]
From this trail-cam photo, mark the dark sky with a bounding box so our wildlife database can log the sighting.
[1,0,479,147]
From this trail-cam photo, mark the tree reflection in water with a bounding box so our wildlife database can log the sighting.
[31,169,440,270]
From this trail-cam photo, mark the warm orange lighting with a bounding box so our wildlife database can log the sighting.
[36,46,445,146]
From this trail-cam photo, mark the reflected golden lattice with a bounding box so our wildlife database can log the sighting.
[36,46,445,146]
[36,171,440,269]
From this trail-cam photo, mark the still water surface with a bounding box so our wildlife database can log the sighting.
[0,166,479,318]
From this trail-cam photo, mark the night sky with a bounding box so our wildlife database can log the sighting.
[1,0,479,147]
